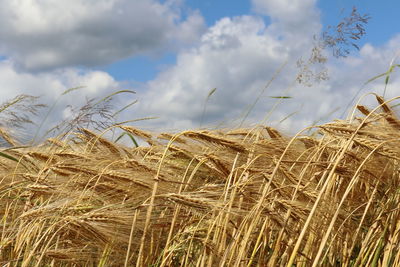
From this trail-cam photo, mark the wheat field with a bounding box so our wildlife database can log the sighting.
[0,94,400,266]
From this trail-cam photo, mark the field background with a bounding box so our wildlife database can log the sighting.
[1,94,400,266]
[1,1,400,266]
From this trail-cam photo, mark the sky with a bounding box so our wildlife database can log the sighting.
[0,0,399,140]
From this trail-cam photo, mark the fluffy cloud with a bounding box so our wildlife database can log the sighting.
[0,0,205,71]
[0,60,128,141]
[252,0,321,42]
[327,35,400,108]
[131,5,323,132]
[252,0,317,22]
[133,16,286,128]
[130,2,400,134]
[0,61,119,99]
[1,0,399,138]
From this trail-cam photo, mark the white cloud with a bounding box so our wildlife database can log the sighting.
[128,2,400,134]
[1,0,399,139]
[252,0,317,21]
[0,60,119,99]
[327,36,400,107]
[0,0,205,71]
[0,60,127,139]
[133,16,286,128]
[252,0,321,42]
[130,10,322,132]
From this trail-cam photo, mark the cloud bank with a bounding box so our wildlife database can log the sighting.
[0,0,205,71]
[0,0,399,139]
[130,0,400,133]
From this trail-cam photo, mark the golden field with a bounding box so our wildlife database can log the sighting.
[0,94,400,266]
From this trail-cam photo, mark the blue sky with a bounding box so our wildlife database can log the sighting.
[318,0,400,46]
[101,0,400,82]
[0,0,399,137]
[102,0,255,82]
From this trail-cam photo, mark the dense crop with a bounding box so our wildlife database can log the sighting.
[0,95,400,266]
